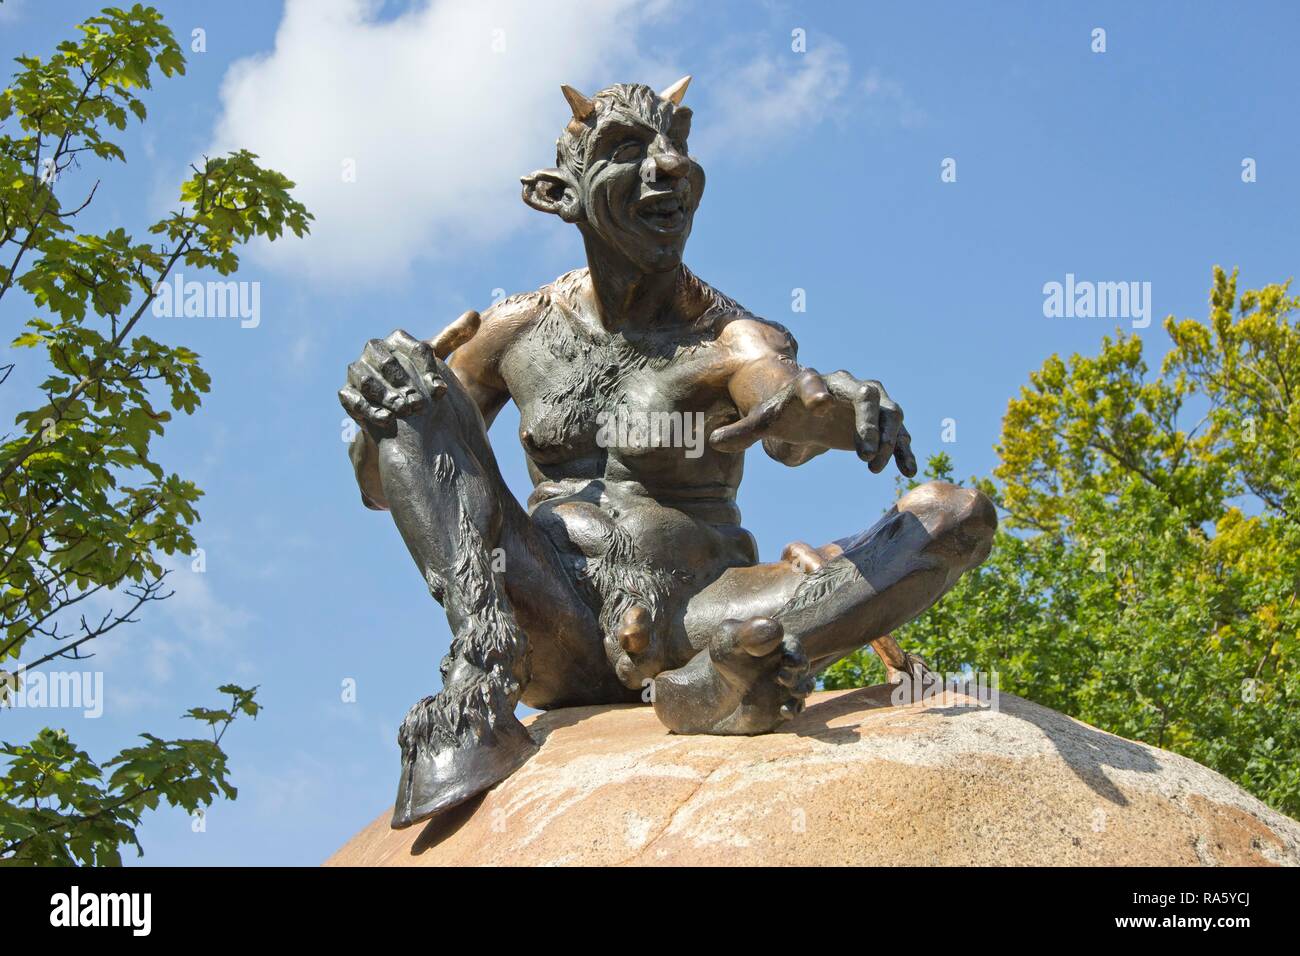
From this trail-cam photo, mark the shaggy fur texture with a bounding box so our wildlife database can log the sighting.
[398,507,528,756]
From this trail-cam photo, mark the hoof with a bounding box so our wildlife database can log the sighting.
[390,713,537,830]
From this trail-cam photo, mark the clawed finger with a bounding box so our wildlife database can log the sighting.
[386,328,442,381]
[338,385,392,431]
[869,401,903,473]
[362,338,411,388]
[894,427,918,477]
[347,356,428,421]
[853,382,882,461]
[824,372,882,461]
[347,360,393,409]
[393,388,428,417]
[360,334,443,418]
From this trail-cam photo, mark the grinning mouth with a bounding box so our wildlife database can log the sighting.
[634,193,687,233]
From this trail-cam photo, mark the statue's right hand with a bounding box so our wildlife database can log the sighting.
[338,329,446,437]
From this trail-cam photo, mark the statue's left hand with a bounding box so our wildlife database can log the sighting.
[338,329,446,437]
[710,368,918,477]
[823,370,918,476]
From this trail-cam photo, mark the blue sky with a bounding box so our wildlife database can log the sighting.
[1,0,1297,865]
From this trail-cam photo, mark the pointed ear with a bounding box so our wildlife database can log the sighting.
[520,168,582,222]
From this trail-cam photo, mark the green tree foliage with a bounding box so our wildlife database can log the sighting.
[0,5,310,863]
[0,685,259,865]
[825,268,1300,818]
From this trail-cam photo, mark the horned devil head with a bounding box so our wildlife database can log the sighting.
[520,76,703,274]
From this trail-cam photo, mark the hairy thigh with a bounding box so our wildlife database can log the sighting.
[498,504,635,709]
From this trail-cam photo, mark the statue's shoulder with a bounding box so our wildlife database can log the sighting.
[451,285,555,379]
[546,267,589,306]
[481,286,551,330]
[469,281,563,358]
[482,268,586,334]
[683,268,799,357]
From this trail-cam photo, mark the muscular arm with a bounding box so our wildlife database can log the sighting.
[722,319,854,452]
[446,296,532,428]
[715,316,917,476]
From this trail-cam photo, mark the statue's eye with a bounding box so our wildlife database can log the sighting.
[612,141,644,163]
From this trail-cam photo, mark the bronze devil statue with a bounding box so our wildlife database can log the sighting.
[339,77,996,828]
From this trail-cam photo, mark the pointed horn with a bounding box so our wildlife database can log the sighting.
[560,84,595,122]
[659,75,691,106]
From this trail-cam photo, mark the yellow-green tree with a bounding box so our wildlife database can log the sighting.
[826,267,1300,817]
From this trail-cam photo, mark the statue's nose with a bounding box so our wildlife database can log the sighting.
[650,137,689,179]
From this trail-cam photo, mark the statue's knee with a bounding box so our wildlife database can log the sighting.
[897,481,996,566]
[953,486,997,541]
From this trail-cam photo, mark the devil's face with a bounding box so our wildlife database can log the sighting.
[577,105,705,274]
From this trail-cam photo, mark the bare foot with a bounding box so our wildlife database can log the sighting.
[652,617,813,735]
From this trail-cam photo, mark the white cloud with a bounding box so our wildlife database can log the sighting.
[692,41,853,158]
[208,0,679,281]
[7,554,252,724]
[861,67,928,130]
[157,555,253,648]
[22,551,245,666]
[207,2,894,283]
[71,554,251,680]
